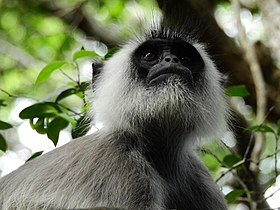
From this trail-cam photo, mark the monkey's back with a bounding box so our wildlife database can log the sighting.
[0,130,227,210]
[0,131,164,209]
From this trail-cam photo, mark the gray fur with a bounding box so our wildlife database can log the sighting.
[0,25,228,210]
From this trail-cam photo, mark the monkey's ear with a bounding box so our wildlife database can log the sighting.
[92,61,103,84]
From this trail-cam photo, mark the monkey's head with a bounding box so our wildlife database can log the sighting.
[91,25,228,142]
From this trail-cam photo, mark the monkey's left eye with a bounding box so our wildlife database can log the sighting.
[142,51,159,62]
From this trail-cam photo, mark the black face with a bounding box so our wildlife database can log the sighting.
[133,38,205,86]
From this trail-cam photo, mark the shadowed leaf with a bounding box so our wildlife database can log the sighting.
[19,102,62,119]
[30,118,47,134]
[0,133,7,151]
[0,120,13,130]
[27,151,44,162]
[223,154,242,167]
[47,117,69,146]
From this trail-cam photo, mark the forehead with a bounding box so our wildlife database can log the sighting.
[134,38,195,54]
[141,38,184,46]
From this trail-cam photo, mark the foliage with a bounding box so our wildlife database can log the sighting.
[0,0,280,209]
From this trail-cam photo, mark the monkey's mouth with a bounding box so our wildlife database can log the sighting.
[147,67,191,85]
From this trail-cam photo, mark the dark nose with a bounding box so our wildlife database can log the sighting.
[163,55,180,64]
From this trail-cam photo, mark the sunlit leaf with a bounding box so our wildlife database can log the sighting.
[225,189,245,203]
[0,133,7,151]
[223,154,242,167]
[26,151,44,162]
[72,50,99,61]
[225,85,249,97]
[107,0,125,18]
[35,61,66,85]
[201,153,219,171]
[0,120,13,130]
[47,117,69,146]
[104,47,118,60]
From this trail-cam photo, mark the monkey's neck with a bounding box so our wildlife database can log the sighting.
[113,123,190,179]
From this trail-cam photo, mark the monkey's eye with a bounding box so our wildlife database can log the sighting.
[142,51,159,62]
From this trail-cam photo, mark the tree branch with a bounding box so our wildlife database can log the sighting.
[0,39,44,68]
[231,0,267,174]
[40,1,122,48]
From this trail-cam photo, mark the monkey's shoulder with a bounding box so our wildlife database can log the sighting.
[0,132,164,209]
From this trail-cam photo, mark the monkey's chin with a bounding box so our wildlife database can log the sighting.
[148,74,190,86]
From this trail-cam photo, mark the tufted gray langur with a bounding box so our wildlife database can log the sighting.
[0,23,229,210]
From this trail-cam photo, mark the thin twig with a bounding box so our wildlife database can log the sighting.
[0,39,44,67]
[257,207,279,210]
[258,187,280,204]
[232,171,256,210]
[59,103,81,116]
[59,69,76,83]
[0,88,16,98]
[75,61,81,86]
[260,149,280,161]
[275,136,279,177]
[216,159,246,182]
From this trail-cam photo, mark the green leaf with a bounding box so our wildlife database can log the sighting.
[225,85,249,97]
[201,153,219,171]
[104,47,118,60]
[72,50,99,61]
[47,117,69,146]
[223,154,242,167]
[0,120,13,130]
[56,112,76,126]
[79,82,90,92]
[0,100,7,107]
[55,82,89,102]
[56,88,79,102]
[19,102,62,119]
[71,115,91,139]
[35,61,66,85]
[248,124,275,134]
[277,120,280,136]
[30,118,47,134]
[225,189,245,203]
[26,151,44,162]
[0,133,7,151]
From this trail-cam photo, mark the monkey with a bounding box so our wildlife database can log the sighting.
[0,22,228,210]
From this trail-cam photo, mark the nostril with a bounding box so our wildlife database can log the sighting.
[165,57,171,62]
[173,58,179,63]
[164,56,180,63]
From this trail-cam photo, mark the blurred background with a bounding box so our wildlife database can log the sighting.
[0,0,280,209]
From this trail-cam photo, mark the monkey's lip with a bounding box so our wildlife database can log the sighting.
[147,67,190,84]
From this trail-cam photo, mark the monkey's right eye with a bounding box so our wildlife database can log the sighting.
[142,51,159,62]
